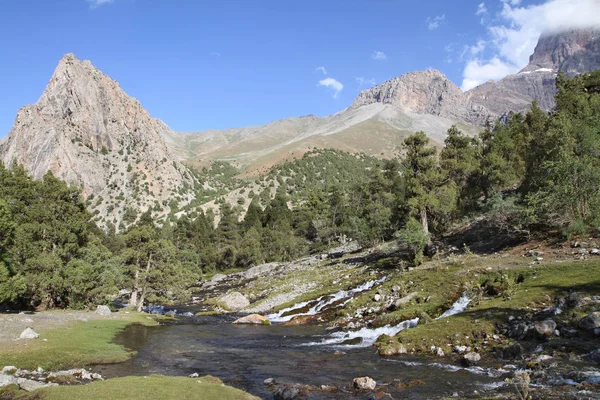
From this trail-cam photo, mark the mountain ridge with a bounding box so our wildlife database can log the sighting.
[0,53,198,229]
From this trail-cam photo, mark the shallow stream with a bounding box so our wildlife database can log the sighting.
[93,313,512,399]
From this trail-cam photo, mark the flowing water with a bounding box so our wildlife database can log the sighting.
[266,278,386,323]
[92,284,511,399]
[94,315,512,399]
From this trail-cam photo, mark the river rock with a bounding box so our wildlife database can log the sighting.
[19,328,39,339]
[394,292,418,308]
[431,346,445,357]
[1,366,17,375]
[274,384,309,399]
[0,374,17,387]
[232,314,270,325]
[502,343,524,360]
[217,292,250,312]
[17,378,50,392]
[461,352,481,366]
[535,319,557,336]
[353,376,376,391]
[263,377,275,386]
[241,263,279,280]
[95,305,111,316]
[579,312,600,330]
[373,294,381,302]
[453,345,469,354]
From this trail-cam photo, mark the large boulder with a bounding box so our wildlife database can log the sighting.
[210,274,227,283]
[95,305,112,316]
[580,312,600,330]
[233,314,270,325]
[461,352,481,366]
[217,292,250,312]
[19,328,39,339]
[534,319,557,336]
[241,263,279,280]
[0,374,17,387]
[353,376,376,391]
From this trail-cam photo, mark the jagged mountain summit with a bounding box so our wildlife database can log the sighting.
[467,28,600,115]
[0,53,198,229]
[349,69,491,126]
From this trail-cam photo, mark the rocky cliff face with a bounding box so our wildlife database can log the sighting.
[0,54,198,229]
[467,28,600,115]
[350,70,494,125]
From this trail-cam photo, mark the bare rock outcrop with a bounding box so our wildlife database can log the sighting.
[467,28,600,115]
[0,53,198,229]
[350,69,493,126]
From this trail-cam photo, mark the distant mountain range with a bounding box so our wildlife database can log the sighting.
[1,28,598,225]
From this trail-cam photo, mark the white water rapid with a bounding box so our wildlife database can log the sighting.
[436,294,472,319]
[304,317,420,348]
[267,277,386,323]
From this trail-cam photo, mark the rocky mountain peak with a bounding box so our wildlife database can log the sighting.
[0,53,197,230]
[467,27,600,116]
[350,69,492,126]
[524,28,600,73]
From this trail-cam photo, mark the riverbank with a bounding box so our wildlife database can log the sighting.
[0,311,260,399]
[0,311,168,370]
[0,375,259,400]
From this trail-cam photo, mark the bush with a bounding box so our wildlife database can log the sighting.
[396,218,429,266]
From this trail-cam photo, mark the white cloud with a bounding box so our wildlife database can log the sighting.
[211,52,222,57]
[318,78,344,99]
[86,0,113,8]
[356,77,376,88]
[476,2,488,15]
[426,14,446,30]
[371,51,387,60]
[461,56,518,91]
[315,66,328,75]
[461,0,600,91]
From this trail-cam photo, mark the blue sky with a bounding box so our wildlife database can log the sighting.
[0,0,598,137]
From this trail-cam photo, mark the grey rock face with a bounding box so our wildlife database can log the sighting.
[350,70,493,126]
[0,53,197,229]
[467,28,600,115]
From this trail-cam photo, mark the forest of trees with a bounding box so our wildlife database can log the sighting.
[0,71,598,310]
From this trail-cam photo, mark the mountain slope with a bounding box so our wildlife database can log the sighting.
[175,70,489,174]
[0,54,198,229]
[467,28,600,115]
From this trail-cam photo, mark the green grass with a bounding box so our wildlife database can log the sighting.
[391,260,600,353]
[0,313,165,370]
[0,375,259,400]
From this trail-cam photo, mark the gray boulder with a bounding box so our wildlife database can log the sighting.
[211,274,227,283]
[241,263,279,280]
[352,376,376,391]
[534,319,556,336]
[580,312,600,330]
[95,305,112,316]
[462,352,481,366]
[19,328,39,339]
[217,292,250,312]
